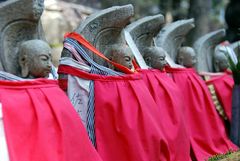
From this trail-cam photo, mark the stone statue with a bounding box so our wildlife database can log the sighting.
[193,29,226,72]
[0,0,45,75]
[155,19,195,62]
[176,46,197,68]
[213,45,229,72]
[18,40,52,78]
[60,5,134,66]
[124,14,165,69]
[104,44,134,71]
[142,46,167,70]
[125,14,185,69]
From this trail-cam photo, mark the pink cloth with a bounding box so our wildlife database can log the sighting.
[59,65,171,161]
[166,67,238,160]
[205,73,234,121]
[139,69,191,161]
[0,79,102,161]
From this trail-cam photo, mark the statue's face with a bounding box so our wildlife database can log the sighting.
[214,54,229,72]
[214,47,230,72]
[112,47,134,71]
[177,47,197,68]
[144,47,167,70]
[218,59,229,71]
[29,49,52,78]
[183,53,197,68]
[182,50,197,68]
[151,50,167,70]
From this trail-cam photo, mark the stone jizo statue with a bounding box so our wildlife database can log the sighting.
[104,44,134,71]
[213,46,229,72]
[142,46,167,70]
[176,46,197,68]
[0,0,45,74]
[193,29,226,72]
[18,39,52,78]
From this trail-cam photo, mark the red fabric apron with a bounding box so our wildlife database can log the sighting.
[205,74,234,121]
[0,79,102,161]
[58,65,171,161]
[166,67,238,160]
[139,69,191,161]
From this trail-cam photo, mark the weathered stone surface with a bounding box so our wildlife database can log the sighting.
[213,44,229,72]
[61,4,134,66]
[103,44,134,71]
[124,14,164,69]
[193,29,226,72]
[18,39,52,78]
[0,0,45,75]
[125,14,164,50]
[176,46,197,68]
[155,19,195,61]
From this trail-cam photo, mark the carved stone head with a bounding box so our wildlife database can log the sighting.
[142,46,167,70]
[18,39,52,78]
[213,46,229,72]
[104,44,134,71]
[176,46,197,68]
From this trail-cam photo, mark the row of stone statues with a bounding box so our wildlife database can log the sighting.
[0,1,239,161]
[61,4,235,76]
[56,5,239,159]
[0,1,238,79]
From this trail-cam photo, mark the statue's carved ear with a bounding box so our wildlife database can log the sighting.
[19,54,29,77]
[145,56,151,66]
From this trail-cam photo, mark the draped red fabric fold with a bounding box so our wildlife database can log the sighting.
[139,69,191,161]
[58,65,171,161]
[0,79,102,161]
[205,74,234,121]
[165,67,238,160]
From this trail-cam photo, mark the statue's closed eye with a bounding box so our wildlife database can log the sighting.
[124,56,131,61]
[158,57,165,61]
[39,55,49,61]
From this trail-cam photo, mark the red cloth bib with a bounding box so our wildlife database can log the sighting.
[166,67,238,160]
[139,69,191,161]
[0,79,102,161]
[59,65,171,161]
